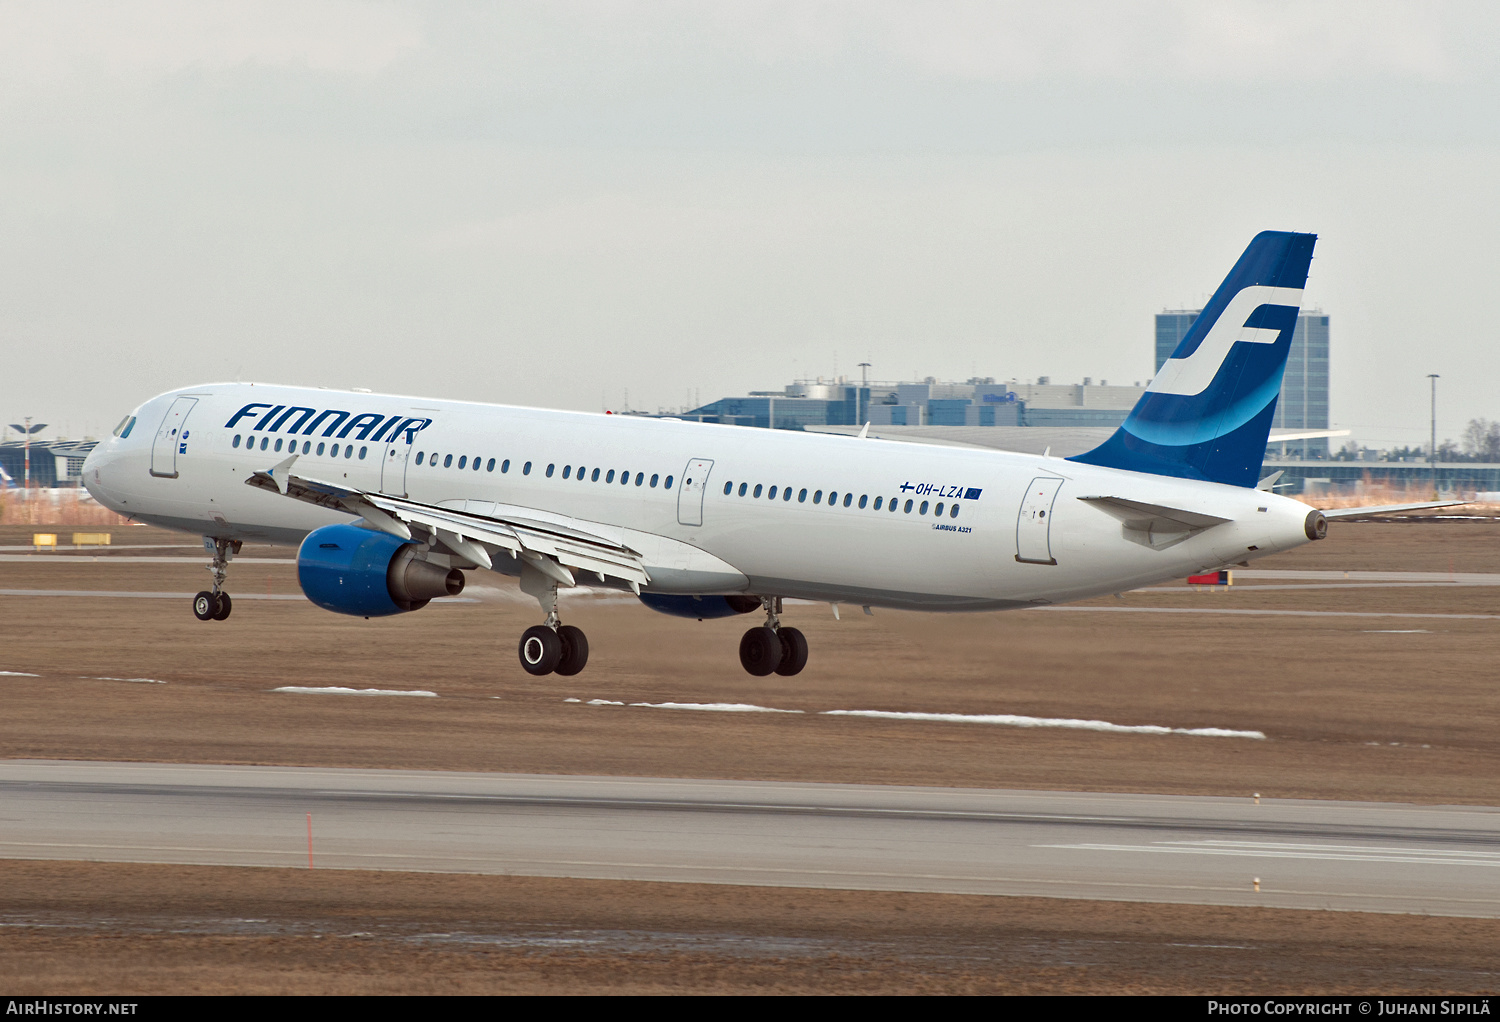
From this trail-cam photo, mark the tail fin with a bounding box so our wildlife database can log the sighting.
[1069,230,1316,488]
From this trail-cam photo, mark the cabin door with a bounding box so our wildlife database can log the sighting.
[677,458,714,526]
[1015,476,1064,565]
[149,397,198,479]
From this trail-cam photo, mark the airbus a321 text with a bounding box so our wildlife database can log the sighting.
[83,231,1454,677]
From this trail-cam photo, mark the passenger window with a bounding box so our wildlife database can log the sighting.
[473,457,480,470]
[579,467,588,482]
[562,465,571,479]
[361,446,369,460]
[316,442,325,456]
[546,464,554,477]
[843,493,852,507]
[935,502,944,516]
[523,461,532,475]
[416,452,425,465]
[273,438,282,453]
[783,487,792,501]
[592,468,600,482]
[858,495,867,509]
[724,482,733,495]
[813,490,822,504]
[798,488,807,503]
[487,458,496,472]
[904,499,913,513]
[738,482,747,496]
[259,437,268,451]
[751,484,761,497]
[919,501,928,515]
[622,470,631,485]
[346,445,354,459]
[650,474,658,488]
[444,454,453,468]
[500,459,509,473]
[664,475,673,489]
[950,504,960,518]
[459,456,468,469]
[874,496,882,510]
[635,472,644,486]
[768,485,777,500]
[232,435,241,449]
[606,469,615,483]
[303,441,311,454]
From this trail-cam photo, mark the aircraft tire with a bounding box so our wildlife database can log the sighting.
[738,626,781,677]
[774,626,808,677]
[519,625,563,676]
[192,591,216,622]
[212,593,233,621]
[555,625,589,676]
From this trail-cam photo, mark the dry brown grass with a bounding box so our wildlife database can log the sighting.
[1288,474,1494,511]
[0,489,130,527]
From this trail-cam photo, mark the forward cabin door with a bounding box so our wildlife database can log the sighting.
[1015,476,1064,565]
[380,423,415,496]
[149,397,198,479]
[677,458,714,526]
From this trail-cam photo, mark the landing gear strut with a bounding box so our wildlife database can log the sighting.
[193,537,240,622]
[739,596,807,677]
[517,560,590,677]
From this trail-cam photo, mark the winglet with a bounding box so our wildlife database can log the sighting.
[858,421,871,439]
[251,454,299,496]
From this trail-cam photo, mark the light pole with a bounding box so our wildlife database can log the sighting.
[1428,374,1440,499]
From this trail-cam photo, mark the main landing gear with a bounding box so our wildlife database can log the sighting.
[192,537,240,622]
[516,561,589,677]
[738,596,807,677]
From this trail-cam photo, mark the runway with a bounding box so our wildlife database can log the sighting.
[3,761,1498,917]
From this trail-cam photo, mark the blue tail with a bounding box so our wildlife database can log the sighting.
[1069,230,1316,488]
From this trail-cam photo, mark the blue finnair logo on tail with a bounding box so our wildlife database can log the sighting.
[1070,231,1316,488]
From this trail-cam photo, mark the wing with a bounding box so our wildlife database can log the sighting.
[245,455,650,591]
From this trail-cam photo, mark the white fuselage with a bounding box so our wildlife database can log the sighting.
[84,383,1315,610]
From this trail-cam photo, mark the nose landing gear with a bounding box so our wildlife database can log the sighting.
[738,596,807,677]
[192,537,240,622]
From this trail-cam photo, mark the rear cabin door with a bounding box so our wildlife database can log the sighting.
[677,458,714,526]
[149,397,198,479]
[1015,476,1064,565]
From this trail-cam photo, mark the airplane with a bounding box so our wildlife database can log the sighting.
[81,230,1457,677]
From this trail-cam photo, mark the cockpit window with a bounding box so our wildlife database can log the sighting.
[113,415,136,439]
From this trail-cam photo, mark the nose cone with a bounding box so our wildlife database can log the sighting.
[83,441,124,511]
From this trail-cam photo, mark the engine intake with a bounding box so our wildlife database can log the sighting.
[298,523,465,617]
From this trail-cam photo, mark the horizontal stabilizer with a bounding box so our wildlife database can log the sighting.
[1078,495,1230,549]
[1320,501,1469,519]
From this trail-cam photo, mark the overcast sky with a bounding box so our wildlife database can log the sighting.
[2,1,1498,448]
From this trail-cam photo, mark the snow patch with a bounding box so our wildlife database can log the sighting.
[629,701,803,714]
[0,671,39,677]
[273,686,437,697]
[1362,629,1431,634]
[84,676,165,684]
[586,699,625,706]
[820,709,1265,739]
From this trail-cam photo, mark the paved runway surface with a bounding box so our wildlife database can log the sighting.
[3,761,1498,917]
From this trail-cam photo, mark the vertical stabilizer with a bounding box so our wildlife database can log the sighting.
[1069,231,1316,487]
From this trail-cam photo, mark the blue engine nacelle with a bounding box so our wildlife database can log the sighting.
[637,593,760,620]
[298,523,465,617]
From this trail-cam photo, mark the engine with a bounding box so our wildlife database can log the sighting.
[297,523,465,617]
[638,593,760,620]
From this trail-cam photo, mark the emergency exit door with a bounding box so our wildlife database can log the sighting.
[1015,476,1064,565]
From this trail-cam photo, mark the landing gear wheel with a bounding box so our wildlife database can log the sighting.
[555,625,590,676]
[739,626,781,677]
[774,626,808,677]
[212,592,233,621]
[192,591,216,621]
[519,625,563,676]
